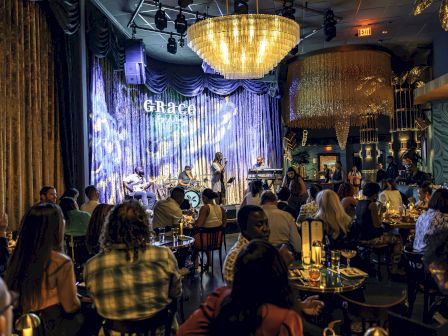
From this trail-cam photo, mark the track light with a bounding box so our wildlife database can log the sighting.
[167,34,177,54]
[324,9,337,42]
[178,0,193,8]
[155,3,167,30]
[175,9,188,34]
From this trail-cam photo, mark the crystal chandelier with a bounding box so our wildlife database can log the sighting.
[335,120,350,150]
[187,4,300,79]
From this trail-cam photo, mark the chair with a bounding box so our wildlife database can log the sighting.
[388,311,448,336]
[339,290,407,334]
[103,300,177,336]
[403,245,440,323]
[357,242,391,281]
[197,226,225,280]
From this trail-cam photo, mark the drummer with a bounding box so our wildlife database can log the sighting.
[178,165,195,188]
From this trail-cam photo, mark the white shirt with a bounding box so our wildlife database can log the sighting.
[123,173,147,193]
[242,193,261,206]
[80,200,99,215]
[379,190,403,212]
[262,204,301,253]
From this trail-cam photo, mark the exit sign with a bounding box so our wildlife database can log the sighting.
[358,27,372,37]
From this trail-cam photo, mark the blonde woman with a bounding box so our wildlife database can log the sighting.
[315,189,353,249]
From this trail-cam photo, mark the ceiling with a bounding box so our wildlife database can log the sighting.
[92,0,445,65]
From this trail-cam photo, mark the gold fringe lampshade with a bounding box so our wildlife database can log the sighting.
[187,14,300,79]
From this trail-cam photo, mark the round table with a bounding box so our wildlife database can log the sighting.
[289,266,367,294]
[153,235,194,251]
[383,217,416,230]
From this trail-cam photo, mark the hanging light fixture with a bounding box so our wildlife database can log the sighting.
[413,0,433,15]
[187,0,300,79]
[335,120,350,150]
[412,0,448,31]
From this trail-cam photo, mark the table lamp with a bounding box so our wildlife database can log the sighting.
[15,313,40,336]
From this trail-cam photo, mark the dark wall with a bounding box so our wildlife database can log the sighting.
[432,30,448,78]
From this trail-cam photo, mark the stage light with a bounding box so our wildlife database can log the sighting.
[167,34,177,54]
[175,9,188,34]
[155,3,167,31]
[324,9,337,42]
[178,0,193,8]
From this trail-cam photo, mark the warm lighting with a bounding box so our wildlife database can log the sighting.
[15,313,40,336]
[441,0,448,31]
[179,221,184,237]
[335,120,350,150]
[366,147,372,159]
[357,26,372,37]
[413,0,433,15]
[311,240,322,266]
[187,14,300,79]
[324,146,333,152]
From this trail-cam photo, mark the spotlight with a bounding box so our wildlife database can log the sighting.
[324,9,337,42]
[155,3,167,31]
[178,0,193,8]
[167,34,177,54]
[175,9,188,34]
[179,37,185,47]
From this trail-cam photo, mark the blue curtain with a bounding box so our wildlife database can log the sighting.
[90,58,281,204]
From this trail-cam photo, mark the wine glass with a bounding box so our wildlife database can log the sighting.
[341,249,357,268]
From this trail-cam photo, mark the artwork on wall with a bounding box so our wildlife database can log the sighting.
[318,154,340,173]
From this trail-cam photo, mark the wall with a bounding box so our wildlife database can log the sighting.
[432,101,448,184]
[433,31,448,78]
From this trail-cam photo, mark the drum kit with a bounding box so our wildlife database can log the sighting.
[157,175,211,209]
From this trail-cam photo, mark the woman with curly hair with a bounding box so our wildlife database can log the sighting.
[84,200,182,327]
[85,204,114,255]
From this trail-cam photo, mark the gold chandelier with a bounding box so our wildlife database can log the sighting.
[413,0,448,31]
[187,6,300,79]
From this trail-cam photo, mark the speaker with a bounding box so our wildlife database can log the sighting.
[124,39,146,85]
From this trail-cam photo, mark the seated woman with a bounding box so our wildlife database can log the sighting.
[192,189,227,270]
[85,204,114,256]
[5,203,82,335]
[297,184,322,222]
[241,180,263,206]
[337,182,357,218]
[354,183,403,275]
[315,189,353,250]
[416,182,432,210]
[413,189,448,253]
[179,240,309,335]
[378,179,404,212]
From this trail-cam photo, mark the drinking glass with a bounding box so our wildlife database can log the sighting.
[330,250,341,270]
[341,249,357,268]
[302,255,311,270]
[149,232,156,245]
[172,227,179,242]
[309,267,321,283]
[158,227,166,243]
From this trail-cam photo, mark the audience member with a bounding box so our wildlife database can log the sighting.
[61,188,79,202]
[5,203,82,335]
[332,161,346,192]
[241,180,263,206]
[180,240,306,336]
[348,166,362,194]
[85,204,114,255]
[337,182,357,218]
[0,214,8,277]
[39,186,57,203]
[315,189,353,250]
[277,187,298,219]
[80,185,100,214]
[261,191,301,254]
[282,167,307,212]
[414,189,448,253]
[297,184,322,222]
[416,182,432,210]
[354,183,403,274]
[223,205,270,285]
[386,156,399,180]
[192,189,227,270]
[378,179,403,212]
[376,163,387,183]
[424,230,448,294]
[152,187,184,229]
[0,277,14,336]
[84,201,181,324]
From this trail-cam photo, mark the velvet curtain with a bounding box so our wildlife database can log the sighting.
[0,1,64,230]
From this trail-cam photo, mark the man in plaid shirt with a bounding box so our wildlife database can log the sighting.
[84,200,182,321]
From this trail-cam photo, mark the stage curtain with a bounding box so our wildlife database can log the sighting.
[0,0,64,230]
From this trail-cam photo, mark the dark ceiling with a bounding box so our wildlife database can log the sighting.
[92,0,444,65]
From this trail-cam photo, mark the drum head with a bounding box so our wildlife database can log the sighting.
[185,190,201,208]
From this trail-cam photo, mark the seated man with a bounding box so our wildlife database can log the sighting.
[261,191,301,255]
[81,185,100,214]
[39,185,57,203]
[123,167,156,210]
[152,187,185,229]
[85,201,182,324]
[178,166,195,188]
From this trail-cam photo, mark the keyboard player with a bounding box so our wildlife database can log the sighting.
[252,156,268,170]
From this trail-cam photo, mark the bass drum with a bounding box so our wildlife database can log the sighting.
[185,190,201,208]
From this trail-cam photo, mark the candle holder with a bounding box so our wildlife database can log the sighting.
[15,313,40,336]
[311,240,323,267]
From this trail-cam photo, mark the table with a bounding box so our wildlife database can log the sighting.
[153,235,194,251]
[289,266,367,294]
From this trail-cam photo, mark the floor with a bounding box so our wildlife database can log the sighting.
[179,233,432,335]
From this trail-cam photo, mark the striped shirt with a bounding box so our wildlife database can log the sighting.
[84,244,182,320]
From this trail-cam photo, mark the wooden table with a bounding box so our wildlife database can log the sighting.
[289,266,367,294]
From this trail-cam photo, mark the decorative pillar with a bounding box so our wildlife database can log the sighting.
[360,114,379,181]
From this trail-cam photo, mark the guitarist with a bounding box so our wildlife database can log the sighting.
[123,166,156,210]
[211,152,227,205]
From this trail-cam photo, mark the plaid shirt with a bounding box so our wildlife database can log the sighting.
[84,244,182,320]
[297,201,319,222]
[223,234,249,286]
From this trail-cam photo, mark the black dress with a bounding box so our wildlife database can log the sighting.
[354,200,383,241]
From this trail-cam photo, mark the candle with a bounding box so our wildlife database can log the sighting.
[386,201,390,211]
[179,221,183,237]
[23,328,33,336]
[311,241,322,266]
